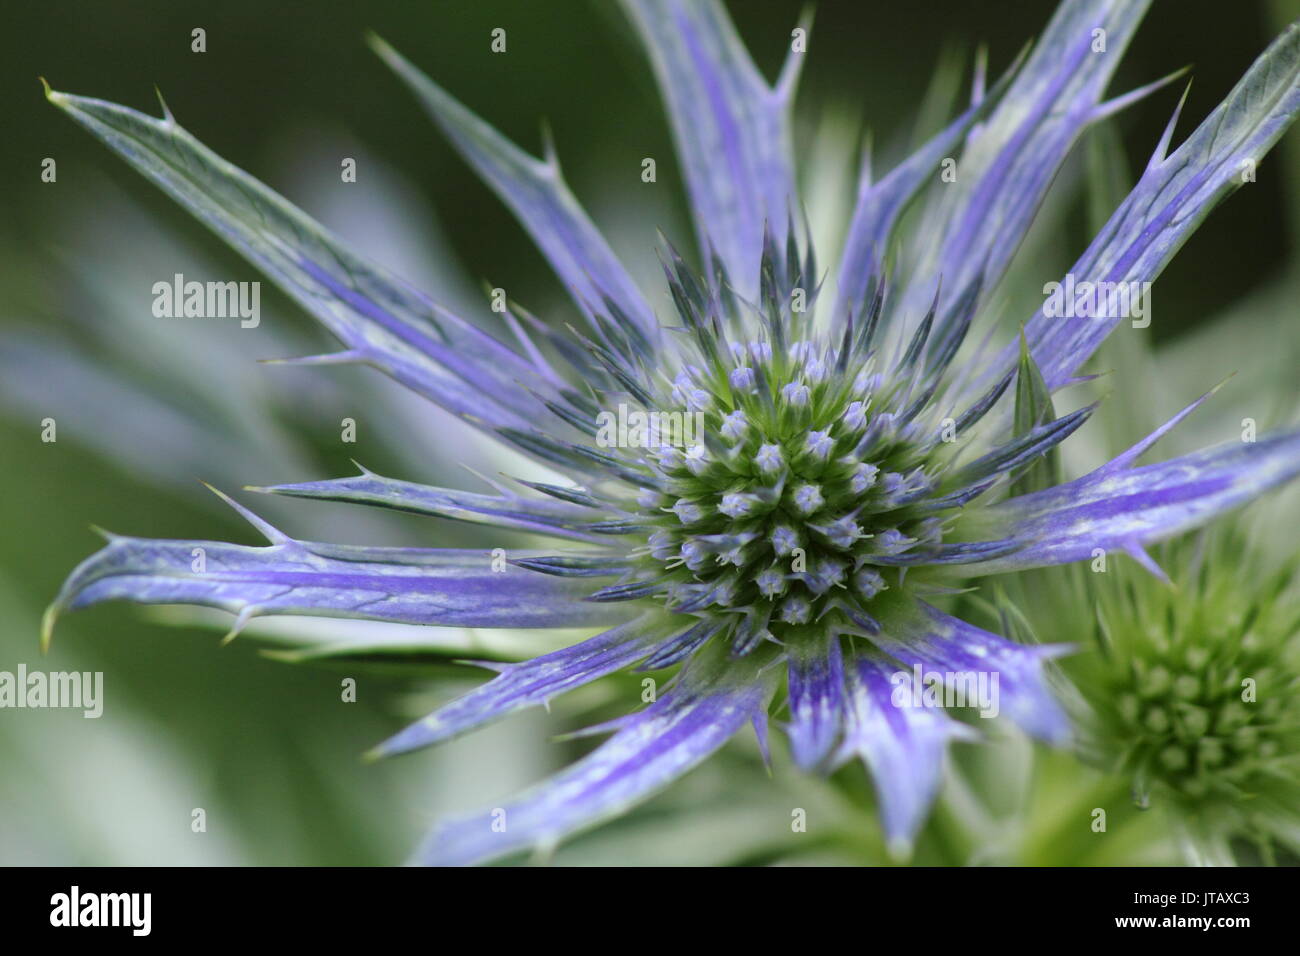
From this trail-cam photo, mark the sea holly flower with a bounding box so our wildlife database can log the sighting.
[1018,533,1300,866]
[41,0,1300,865]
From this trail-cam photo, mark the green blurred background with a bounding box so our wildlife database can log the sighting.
[1,0,1297,865]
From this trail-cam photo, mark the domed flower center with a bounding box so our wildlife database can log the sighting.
[1109,636,1287,804]
[621,337,946,648]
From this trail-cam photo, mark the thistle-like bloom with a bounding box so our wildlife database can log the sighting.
[43,0,1300,864]
[1060,534,1300,865]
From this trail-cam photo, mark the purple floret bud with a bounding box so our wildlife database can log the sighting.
[779,596,811,624]
[720,409,748,442]
[672,498,704,524]
[804,430,833,461]
[771,525,799,556]
[756,567,787,597]
[781,382,810,407]
[756,442,784,474]
[792,483,824,515]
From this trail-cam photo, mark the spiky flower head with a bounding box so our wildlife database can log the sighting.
[42,0,1300,864]
[593,240,998,642]
[1065,535,1300,864]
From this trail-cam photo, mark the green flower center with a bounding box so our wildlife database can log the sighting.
[1107,634,1289,803]
[616,340,949,647]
